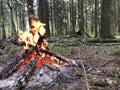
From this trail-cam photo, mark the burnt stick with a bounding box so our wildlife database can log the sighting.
[39,48,77,66]
[43,63,60,71]
[0,46,37,79]
[13,55,38,90]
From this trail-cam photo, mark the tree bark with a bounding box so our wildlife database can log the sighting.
[1,0,6,39]
[118,0,120,33]
[8,0,17,35]
[24,0,30,31]
[94,0,98,38]
[77,0,84,36]
[38,0,50,37]
[100,0,113,38]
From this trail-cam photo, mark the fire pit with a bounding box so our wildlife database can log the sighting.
[0,18,82,90]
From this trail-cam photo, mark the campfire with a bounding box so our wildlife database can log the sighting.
[0,18,81,90]
[17,18,60,69]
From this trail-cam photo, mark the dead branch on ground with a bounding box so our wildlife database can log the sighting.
[78,48,89,90]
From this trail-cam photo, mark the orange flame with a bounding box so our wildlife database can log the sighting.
[18,19,46,50]
[18,19,60,69]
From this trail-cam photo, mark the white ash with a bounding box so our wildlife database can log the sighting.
[0,64,81,90]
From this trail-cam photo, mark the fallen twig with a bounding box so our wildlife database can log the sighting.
[78,48,89,90]
[100,59,114,67]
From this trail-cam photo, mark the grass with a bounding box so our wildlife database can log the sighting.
[0,42,19,59]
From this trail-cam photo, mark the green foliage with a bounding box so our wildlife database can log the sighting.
[115,35,120,39]
[87,73,94,79]
[114,72,120,78]
[48,37,80,54]
[4,42,19,54]
[0,17,3,26]
[0,42,19,59]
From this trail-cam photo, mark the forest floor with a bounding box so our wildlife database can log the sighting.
[0,37,120,90]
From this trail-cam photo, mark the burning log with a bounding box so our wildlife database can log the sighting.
[0,17,80,90]
[39,48,77,66]
[0,46,37,79]
[13,55,38,90]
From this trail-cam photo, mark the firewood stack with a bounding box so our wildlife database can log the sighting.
[0,18,78,89]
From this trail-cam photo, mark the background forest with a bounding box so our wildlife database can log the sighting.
[1,0,120,90]
[0,0,119,39]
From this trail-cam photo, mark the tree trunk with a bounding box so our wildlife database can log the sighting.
[8,0,16,35]
[1,0,6,39]
[77,0,84,36]
[80,0,84,35]
[50,0,54,36]
[100,0,113,38]
[27,0,33,28]
[33,0,38,18]
[24,0,30,31]
[91,3,94,34]
[75,0,79,32]
[94,0,98,38]
[38,0,50,37]
[67,2,71,34]
[118,0,120,33]
[71,0,76,33]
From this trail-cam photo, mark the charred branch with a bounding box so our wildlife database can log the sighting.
[13,55,38,89]
[43,63,60,71]
[0,54,25,79]
[0,43,78,80]
[0,46,37,79]
[39,48,77,66]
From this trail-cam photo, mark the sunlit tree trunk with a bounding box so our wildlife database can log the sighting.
[1,0,6,39]
[49,0,54,36]
[33,0,38,18]
[24,0,30,31]
[75,0,79,32]
[67,2,71,34]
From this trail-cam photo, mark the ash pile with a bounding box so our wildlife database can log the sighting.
[0,61,82,90]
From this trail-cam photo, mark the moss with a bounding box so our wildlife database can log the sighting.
[87,73,94,79]
[114,72,120,78]
[4,42,19,54]
[110,50,120,56]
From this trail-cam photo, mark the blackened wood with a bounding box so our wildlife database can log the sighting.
[43,63,60,71]
[0,60,23,79]
[0,54,25,79]
[14,55,38,89]
[0,46,37,79]
[0,44,77,79]
[39,48,77,66]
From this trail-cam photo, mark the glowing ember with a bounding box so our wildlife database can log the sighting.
[18,19,60,69]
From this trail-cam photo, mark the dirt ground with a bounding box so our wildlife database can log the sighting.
[0,38,120,90]
[49,41,120,90]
